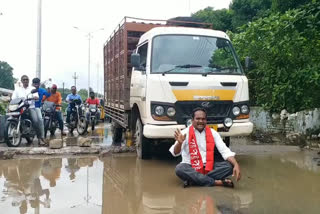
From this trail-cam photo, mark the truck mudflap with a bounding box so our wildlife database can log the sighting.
[143,122,253,139]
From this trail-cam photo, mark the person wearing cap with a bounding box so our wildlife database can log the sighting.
[32,78,50,145]
[42,84,66,136]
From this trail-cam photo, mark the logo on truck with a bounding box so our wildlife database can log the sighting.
[201,102,211,108]
[193,95,220,100]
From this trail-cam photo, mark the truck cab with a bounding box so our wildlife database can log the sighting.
[104,17,253,159]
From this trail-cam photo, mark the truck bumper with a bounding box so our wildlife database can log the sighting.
[143,122,253,139]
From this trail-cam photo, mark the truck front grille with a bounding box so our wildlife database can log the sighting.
[175,101,233,124]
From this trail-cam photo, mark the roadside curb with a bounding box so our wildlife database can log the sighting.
[0,145,136,160]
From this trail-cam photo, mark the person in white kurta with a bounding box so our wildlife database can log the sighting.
[170,107,241,187]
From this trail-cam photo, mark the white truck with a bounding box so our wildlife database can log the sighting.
[104,17,253,159]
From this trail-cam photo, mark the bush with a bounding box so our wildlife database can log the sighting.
[231,1,320,112]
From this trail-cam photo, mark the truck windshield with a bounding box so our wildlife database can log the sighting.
[151,35,242,75]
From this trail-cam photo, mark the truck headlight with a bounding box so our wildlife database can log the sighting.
[155,106,165,116]
[232,106,240,116]
[224,118,233,128]
[241,105,249,114]
[186,119,192,127]
[167,107,176,117]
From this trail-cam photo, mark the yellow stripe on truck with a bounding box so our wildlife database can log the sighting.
[172,89,236,101]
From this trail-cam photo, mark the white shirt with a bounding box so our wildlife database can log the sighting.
[11,86,38,108]
[169,126,235,164]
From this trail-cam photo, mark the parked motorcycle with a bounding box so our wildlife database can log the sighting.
[4,96,36,147]
[42,101,60,137]
[68,99,87,135]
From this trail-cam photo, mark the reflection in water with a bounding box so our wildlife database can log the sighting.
[0,157,100,213]
[0,151,320,213]
[101,156,252,214]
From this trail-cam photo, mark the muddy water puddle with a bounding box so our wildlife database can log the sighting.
[1,150,320,213]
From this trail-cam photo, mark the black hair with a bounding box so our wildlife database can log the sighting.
[21,75,29,81]
[32,78,40,84]
[71,86,76,89]
[191,107,207,119]
[90,91,95,94]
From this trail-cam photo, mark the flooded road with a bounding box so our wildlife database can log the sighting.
[1,150,320,213]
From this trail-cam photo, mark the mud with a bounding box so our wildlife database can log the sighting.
[1,149,320,213]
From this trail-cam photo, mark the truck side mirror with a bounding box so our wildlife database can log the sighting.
[131,53,140,68]
[245,56,254,70]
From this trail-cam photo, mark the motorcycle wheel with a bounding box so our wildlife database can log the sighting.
[4,121,22,147]
[44,119,50,138]
[77,116,88,135]
[91,119,95,131]
[50,128,56,136]
[25,136,34,145]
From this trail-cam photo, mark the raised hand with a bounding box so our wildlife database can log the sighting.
[174,129,186,144]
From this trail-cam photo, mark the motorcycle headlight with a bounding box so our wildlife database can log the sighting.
[9,104,19,112]
[91,109,96,112]
[167,107,176,117]
[154,106,165,116]
[81,106,85,111]
[232,106,240,116]
[241,105,249,114]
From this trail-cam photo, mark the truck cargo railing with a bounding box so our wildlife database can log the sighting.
[104,16,212,45]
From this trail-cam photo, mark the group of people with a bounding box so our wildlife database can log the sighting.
[11,75,101,146]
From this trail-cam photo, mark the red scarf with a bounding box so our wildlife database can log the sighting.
[188,126,215,174]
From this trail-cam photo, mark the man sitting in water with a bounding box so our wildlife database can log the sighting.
[169,107,241,188]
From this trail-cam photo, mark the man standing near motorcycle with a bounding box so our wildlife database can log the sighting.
[32,78,50,146]
[42,84,66,136]
[11,75,46,146]
[66,86,82,125]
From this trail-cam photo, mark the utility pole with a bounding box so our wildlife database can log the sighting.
[72,72,79,87]
[73,27,104,97]
[62,82,65,98]
[96,63,99,98]
[36,0,42,79]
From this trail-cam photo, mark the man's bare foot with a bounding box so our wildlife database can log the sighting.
[214,179,234,188]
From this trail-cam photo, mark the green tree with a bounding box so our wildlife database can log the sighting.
[193,7,233,31]
[0,61,15,90]
[230,0,272,31]
[271,0,312,13]
[231,1,320,112]
[78,89,88,101]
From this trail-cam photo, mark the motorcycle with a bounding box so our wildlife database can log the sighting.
[4,96,36,147]
[88,104,98,131]
[68,99,87,135]
[42,101,60,138]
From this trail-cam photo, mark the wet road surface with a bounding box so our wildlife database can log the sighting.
[1,149,320,213]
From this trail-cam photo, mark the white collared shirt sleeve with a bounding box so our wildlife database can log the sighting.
[169,128,188,157]
[11,89,18,99]
[211,129,235,160]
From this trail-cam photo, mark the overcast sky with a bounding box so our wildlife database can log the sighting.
[0,0,231,94]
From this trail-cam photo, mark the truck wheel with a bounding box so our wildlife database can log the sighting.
[135,118,151,159]
[224,137,230,147]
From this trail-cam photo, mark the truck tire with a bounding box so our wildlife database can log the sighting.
[135,118,151,159]
[224,137,230,147]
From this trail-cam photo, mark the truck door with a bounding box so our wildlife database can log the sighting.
[130,42,148,102]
